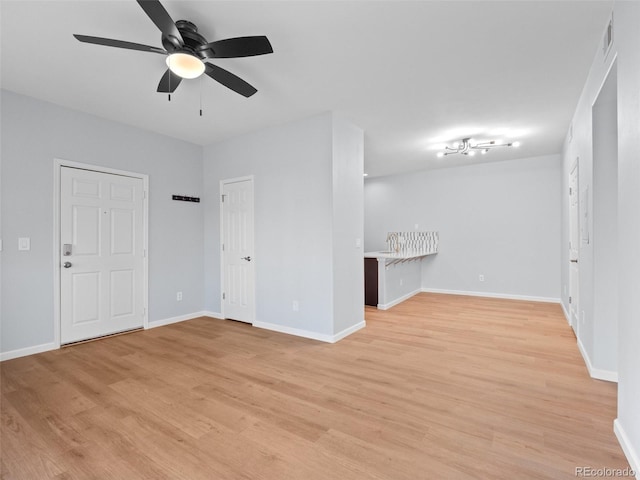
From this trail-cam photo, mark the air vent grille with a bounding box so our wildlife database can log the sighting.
[603,17,613,58]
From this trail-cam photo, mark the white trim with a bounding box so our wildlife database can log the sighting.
[614,419,640,479]
[147,311,219,329]
[577,337,618,383]
[333,321,366,342]
[420,288,560,304]
[201,311,224,320]
[591,50,618,108]
[378,289,421,310]
[53,159,150,344]
[1,342,58,362]
[253,320,366,343]
[561,301,571,325]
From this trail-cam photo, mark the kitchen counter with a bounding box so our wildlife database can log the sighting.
[365,231,439,310]
[364,251,437,309]
[364,251,436,260]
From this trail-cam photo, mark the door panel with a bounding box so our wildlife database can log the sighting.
[222,179,255,323]
[61,167,144,344]
[569,162,579,332]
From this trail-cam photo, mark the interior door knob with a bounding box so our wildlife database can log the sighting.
[63,262,72,268]
[241,256,251,262]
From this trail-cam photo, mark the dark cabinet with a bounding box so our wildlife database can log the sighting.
[364,258,378,306]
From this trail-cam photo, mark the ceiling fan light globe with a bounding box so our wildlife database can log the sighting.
[166,53,205,79]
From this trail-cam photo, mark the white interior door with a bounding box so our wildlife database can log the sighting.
[569,161,580,333]
[221,178,255,323]
[60,167,144,344]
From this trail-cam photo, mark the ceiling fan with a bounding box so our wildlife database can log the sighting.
[74,0,273,98]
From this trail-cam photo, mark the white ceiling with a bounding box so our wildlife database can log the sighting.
[1,0,613,177]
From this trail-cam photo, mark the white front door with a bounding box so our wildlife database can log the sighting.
[569,161,579,333]
[221,178,255,323]
[60,166,145,344]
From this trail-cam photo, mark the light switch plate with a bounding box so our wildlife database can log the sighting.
[18,237,30,251]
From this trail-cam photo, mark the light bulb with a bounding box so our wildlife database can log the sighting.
[437,152,444,158]
[166,53,205,79]
[512,141,521,147]
[468,151,476,156]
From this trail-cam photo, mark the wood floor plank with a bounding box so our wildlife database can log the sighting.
[0,293,631,479]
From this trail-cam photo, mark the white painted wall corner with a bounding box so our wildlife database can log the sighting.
[577,338,618,383]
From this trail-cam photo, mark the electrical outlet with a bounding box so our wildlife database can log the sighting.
[18,237,30,251]
[479,274,485,282]
[176,292,183,301]
[292,300,299,312]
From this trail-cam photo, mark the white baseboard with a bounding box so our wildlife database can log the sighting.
[201,311,224,320]
[577,337,618,383]
[378,289,421,310]
[561,301,571,325]
[0,341,58,362]
[421,287,560,304]
[253,320,366,343]
[614,419,640,479]
[332,321,366,342]
[148,311,221,329]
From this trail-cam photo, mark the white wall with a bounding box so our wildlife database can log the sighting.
[331,115,365,333]
[365,154,562,301]
[612,1,640,474]
[203,112,364,339]
[592,64,618,373]
[0,90,204,355]
[561,26,618,378]
[561,2,640,473]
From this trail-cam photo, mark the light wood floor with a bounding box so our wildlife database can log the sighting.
[1,293,630,479]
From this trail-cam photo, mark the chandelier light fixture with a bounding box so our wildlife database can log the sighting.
[436,137,520,157]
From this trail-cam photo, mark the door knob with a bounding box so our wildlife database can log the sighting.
[241,256,251,262]
[63,262,72,268]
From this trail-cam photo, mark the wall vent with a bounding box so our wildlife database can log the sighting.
[603,17,613,59]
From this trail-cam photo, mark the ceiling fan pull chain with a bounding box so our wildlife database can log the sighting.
[200,76,203,116]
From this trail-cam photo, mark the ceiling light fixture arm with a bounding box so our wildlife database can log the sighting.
[438,137,520,157]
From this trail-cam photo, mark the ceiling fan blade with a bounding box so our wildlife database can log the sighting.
[136,0,183,47]
[204,63,257,97]
[198,36,273,59]
[157,69,183,93]
[73,34,166,54]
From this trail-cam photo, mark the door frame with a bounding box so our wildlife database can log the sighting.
[219,175,255,323]
[53,159,149,348]
[569,158,580,334]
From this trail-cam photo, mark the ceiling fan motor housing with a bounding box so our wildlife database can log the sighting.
[162,20,208,57]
